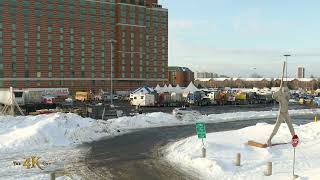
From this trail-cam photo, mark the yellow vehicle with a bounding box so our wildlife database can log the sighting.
[75,91,90,101]
[235,92,247,101]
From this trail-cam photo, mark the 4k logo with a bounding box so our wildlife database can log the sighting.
[23,156,43,170]
[13,156,50,170]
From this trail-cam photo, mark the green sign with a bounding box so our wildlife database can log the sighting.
[196,122,206,139]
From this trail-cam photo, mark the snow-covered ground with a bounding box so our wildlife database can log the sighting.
[165,122,320,180]
[0,108,319,179]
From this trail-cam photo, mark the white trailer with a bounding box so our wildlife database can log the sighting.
[130,94,155,106]
[0,88,69,105]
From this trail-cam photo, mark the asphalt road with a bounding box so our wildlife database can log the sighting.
[82,114,314,180]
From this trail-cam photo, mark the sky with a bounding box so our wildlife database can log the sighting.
[159,0,320,78]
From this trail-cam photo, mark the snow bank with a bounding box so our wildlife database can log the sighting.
[204,109,320,123]
[0,108,319,179]
[107,108,320,130]
[0,108,319,153]
[0,113,111,153]
[166,122,320,179]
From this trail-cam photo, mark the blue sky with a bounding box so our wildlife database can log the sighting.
[159,0,320,77]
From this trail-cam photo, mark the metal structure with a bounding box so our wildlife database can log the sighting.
[0,87,24,116]
[108,39,117,106]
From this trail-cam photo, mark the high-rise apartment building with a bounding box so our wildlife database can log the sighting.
[298,67,305,78]
[0,0,168,93]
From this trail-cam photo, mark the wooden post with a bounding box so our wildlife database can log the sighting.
[202,147,206,158]
[265,162,272,176]
[50,172,55,180]
[236,153,241,166]
[102,107,106,120]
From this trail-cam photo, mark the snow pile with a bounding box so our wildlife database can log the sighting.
[166,122,320,179]
[0,108,319,153]
[0,108,319,179]
[204,109,320,123]
[108,112,179,130]
[0,113,111,153]
[107,108,320,131]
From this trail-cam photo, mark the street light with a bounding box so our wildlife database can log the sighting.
[252,67,257,88]
[108,39,117,106]
[283,54,291,86]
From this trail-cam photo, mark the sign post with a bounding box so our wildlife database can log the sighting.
[291,134,299,179]
[196,122,206,158]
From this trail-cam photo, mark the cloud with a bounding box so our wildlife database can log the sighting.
[169,18,215,34]
[169,19,195,29]
[232,8,267,36]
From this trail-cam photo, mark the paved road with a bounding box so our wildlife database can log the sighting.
[82,114,313,180]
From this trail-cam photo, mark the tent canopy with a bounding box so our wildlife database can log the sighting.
[131,86,155,95]
[183,82,199,94]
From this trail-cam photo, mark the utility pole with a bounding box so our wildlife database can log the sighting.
[108,39,117,106]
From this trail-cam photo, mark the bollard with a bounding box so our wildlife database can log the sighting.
[265,162,272,176]
[315,116,318,122]
[202,147,206,158]
[50,172,55,180]
[235,153,241,166]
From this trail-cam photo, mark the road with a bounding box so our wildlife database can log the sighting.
[81,114,313,180]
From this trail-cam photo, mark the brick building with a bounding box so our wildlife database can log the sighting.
[194,78,319,90]
[168,66,194,87]
[0,0,168,93]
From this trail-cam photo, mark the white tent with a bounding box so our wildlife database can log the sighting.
[167,84,174,93]
[183,82,199,94]
[161,84,168,93]
[182,82,199,97]
[154,84,162,92]
[175,84,183,94]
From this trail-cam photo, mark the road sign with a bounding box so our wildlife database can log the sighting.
[292,134,299,148]
[196,122,206,139]
[291,134,299,178]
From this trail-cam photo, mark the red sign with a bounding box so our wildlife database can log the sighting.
[291,134,299,148]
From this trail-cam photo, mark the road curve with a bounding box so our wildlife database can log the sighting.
[81,115,312,180]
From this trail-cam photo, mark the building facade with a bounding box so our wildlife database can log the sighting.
[195,72,218,79]
[194,78,319,90]
[168,66,194,87]
[0,0,168,93]
[298,67,305,78]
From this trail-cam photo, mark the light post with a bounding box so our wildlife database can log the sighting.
[284,54,291,86]
[252,67,257,88]
[108,39,117,106]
